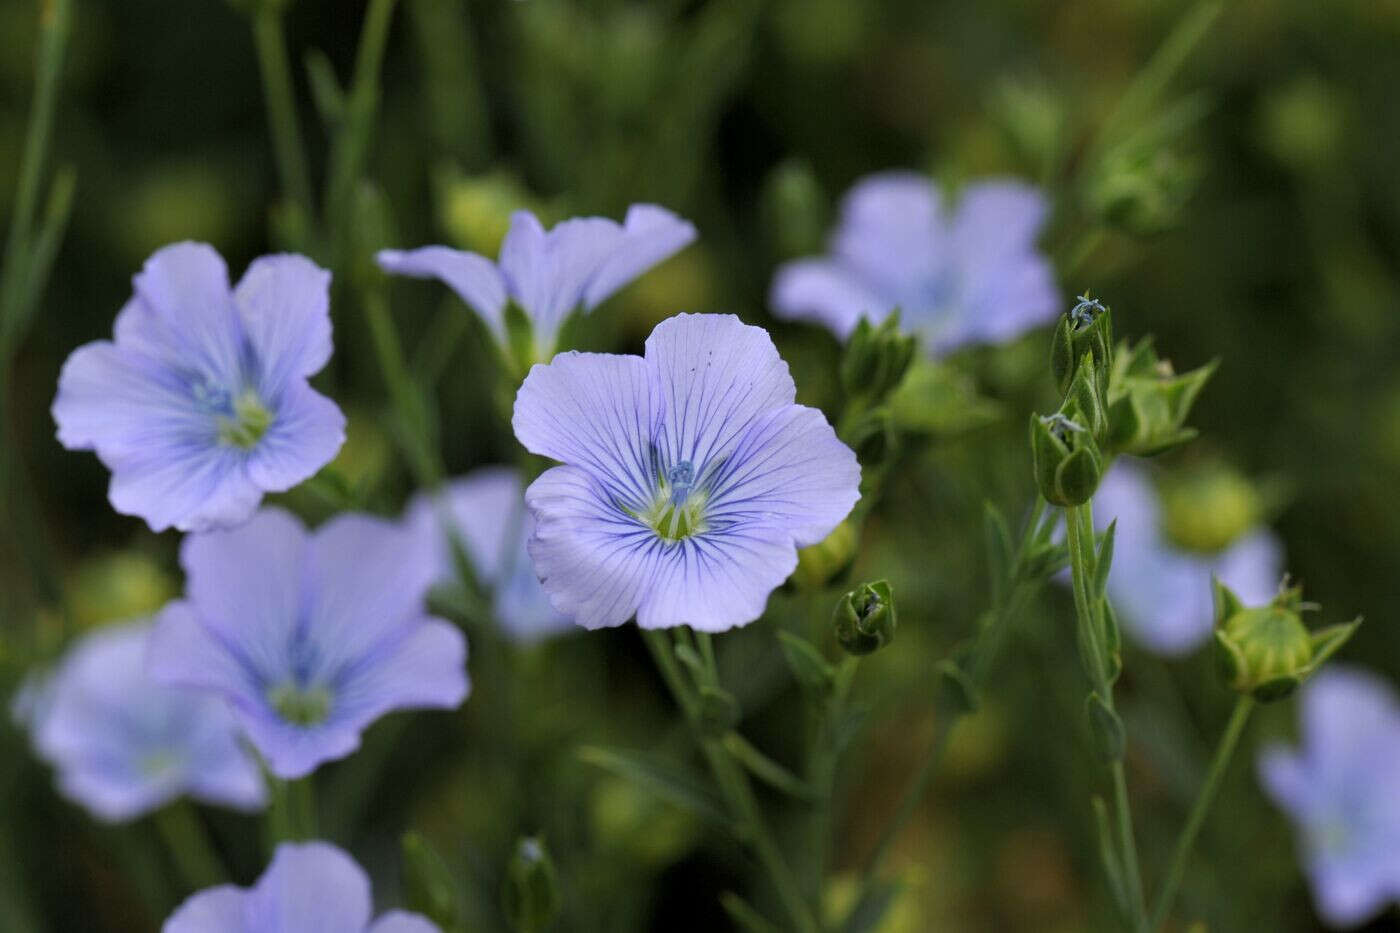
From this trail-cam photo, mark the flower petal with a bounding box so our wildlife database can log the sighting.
[233,253,334,396]
[108,443,264,533]
[580,203,697,308]
[245,382,346,493]
[707,404,860,547]
[376,246,508,342]
[644,314,796,472]
[330,617,469,729]
[130,242,242,384]
[831,171,946,303]
[769,258,891,339]
[162,885,246,933]
[513,351,659,510]
[635,529,798,632]
[245,842,374,933]
[369,911,443,933]
[525,465,657,630]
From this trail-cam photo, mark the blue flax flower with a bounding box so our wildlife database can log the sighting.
[513,313,861,631]
[27,620,265,822]
[376,204,696,360]
[147,508,469,779]
[1090,461,1282,655]
[164,841,438,932]
[405,467,573,642]
[52,242,346,532]
[1259,667,1400,927]
[770,171,1060,354]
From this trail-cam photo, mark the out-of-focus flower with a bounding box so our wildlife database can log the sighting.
[376,205,696,365]
[26,620,264,823]
[770,171,1059,355]
[1258,668,1400,928]
[1090,461,1283,655]
[404,467,572,641]
[52,243,346,533]
[513,313,860,631]
[147,508,468,779]
[163,841,439,932]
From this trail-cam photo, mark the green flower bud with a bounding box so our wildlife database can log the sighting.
[435,167,537,257]
[1029,410,1105,507]
[1158,464,1262,554]
[1213,579,1361,702]
[1105,336,1217,458]
[760,158,827,259]
[791,520,858,589]
[502,836,561,933]
[1050,295,1114,396]
[1088,147,1201,236]
[402,832,464,933]
[840,313,917,410]
[833,580,896,656]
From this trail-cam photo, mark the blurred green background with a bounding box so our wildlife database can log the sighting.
[2,0,1399,930]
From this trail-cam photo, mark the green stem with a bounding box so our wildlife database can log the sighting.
[641,630,819,933]
[365,287,442,486]
[266,776,318,852]
[153,802,226,892]
[251,6,315,222]
[1147,695,1255,931]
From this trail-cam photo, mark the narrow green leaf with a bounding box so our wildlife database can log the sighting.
[1092,795,1130,919]
[722,732,816,802]
[1092,520,1116,603]
[1086,694,1126,763]
[776,630,834,695]
[719,892,783,933]
[578,745,732,830]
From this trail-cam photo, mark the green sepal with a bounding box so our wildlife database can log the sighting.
[776,631,836,697]
[401,831,465,933]
[935,658,980,715]
[840,312,917,409]
[1050,303,1114,396]
[502,837,560,933]
[833,580,897,656]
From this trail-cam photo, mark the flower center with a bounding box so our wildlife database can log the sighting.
[637,460,708,543]
[218,389,273,449]
[267,682,333,727]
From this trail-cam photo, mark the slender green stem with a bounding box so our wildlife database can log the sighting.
[153,802,226,892]
[251,7,315,221]
[365,288,442,486]
[327,0,398,225]
[266,776,318,852]
[641,630,819,933]
[1148,695,1255,931]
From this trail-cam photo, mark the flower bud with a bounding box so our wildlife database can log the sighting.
[502,836,561,933]
[435,167,537,257]
[1029,410,1105,507]
[1158,464,1261,554]
[840,313,917,410]
[1088,148,1201,236]
[791,520,858,589]
[760,158,827,259]
[1105,336,1217,458]
[1050,295,1114,396]
[833,580,896,656]
[1213,579,1361,702]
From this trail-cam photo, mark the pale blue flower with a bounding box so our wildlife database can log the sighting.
[405,467,573,642]
[513,313,860,631]
[52,242,346,532]
[1090,461,1283,655]
[147,508,469,779]
[770,171,1059,354]
[377,204,696,359]
[163,841,438,932]
[27,620,265,822]
[1259,667,1400,928]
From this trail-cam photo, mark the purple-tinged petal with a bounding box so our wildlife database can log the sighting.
[513,351,660,510]
[370,912,442,933]
[1257,745,1310,816]
[233,254,334,397]
[706,404,860,547]
[245,383,346,493]
[580,203,697,308]
[108,444,263,534]
[177,508,309,684]
[376,246,508,342]
[147,600,268,704]
[34,621,264,822]
[303,514,441,682]
[1300,669,1400,778]
[831,171,946,303]
[245,842,374,932]
[329,618,469,727]
[769,258,891,339]
[406,468,573,640]
[635,530,798,632]
[130,242,242,384]
[162,885,246,933]
[525,466,657,630]
[644,313,796,471]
